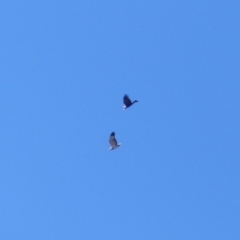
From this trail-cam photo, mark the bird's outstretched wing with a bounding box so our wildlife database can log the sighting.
[123,94,132,107]
[109,132,118,148]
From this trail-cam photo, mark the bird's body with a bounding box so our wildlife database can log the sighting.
[109,132,121,150]
[123,94,138,109]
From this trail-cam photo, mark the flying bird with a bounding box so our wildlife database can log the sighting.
[123,94,138,109]
[109,132,121,150]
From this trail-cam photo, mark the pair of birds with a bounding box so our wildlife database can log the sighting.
[109,94,138,150]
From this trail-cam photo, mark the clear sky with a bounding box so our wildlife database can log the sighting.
[1,1,239,239]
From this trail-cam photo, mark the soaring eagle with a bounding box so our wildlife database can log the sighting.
[109,132,121,150]
[123,94,138,109]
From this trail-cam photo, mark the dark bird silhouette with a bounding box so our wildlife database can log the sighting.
[123,94,138,109]
[109,132,121,150]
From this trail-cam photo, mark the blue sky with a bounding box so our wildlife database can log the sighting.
[0,1,240,239]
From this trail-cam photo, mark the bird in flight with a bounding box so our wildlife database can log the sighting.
[109,132,121,150]
[123,94,138,109]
